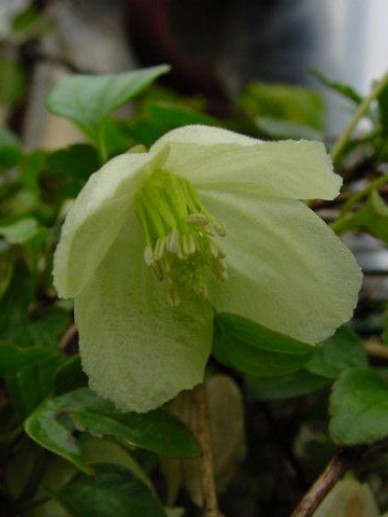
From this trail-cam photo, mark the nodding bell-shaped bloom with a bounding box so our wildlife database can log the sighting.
[53,125,362,412]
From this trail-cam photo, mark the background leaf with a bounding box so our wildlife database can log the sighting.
[213,313,316,377]
[0,344,54,375]
[307,325,368,379]
[25,388,198,473]
[47,65,170,144]
[330,367,388,445]
[54,463,166,517]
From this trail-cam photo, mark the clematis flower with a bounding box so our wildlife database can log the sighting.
[53,125,361,412]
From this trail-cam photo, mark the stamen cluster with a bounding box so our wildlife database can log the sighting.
[135,170,228,305]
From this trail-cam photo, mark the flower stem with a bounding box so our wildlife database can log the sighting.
[330,70,388,166]
[291,456,349,517]
[193,382,220,517]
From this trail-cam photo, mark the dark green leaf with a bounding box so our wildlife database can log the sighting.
[245,370,330,401]
[25,388,198,472]
[43,144,99,201]
[0,261,33,341]
[0,343,54,375]
[307,325,368,379]
[330,367,388,445]
[54,355,88,395]
[126,101,217,147]
[47,66,170,143]
[213,313,316,377]
[7,355,62,416]
[311,70,364,104]
[54,463,166,517]
[27,305,71,348]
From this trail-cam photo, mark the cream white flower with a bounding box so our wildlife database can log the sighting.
[53,125,361,412]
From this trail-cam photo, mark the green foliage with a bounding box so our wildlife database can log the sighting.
[245,325,368,400]
[213,313,316,377]
[312,70,364,105]
[47,66,170,157]
[307,325,368,378]
[25,388,198,473]
[238,81,324,139]
[330,367,388,445]
[54,463,166,517]
[332,190,388,243]
[0,53,387,515]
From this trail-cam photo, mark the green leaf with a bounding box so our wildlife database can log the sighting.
[27,305,71,348]
[307,325,368,379]
[47,66,170,144]
[25,388,198,472]
[0,261,33,341]
[126,101,218,147]
[238,82,324,130]
[0,343,54,375]
[245,369,330,401]
[333,190,388,243]
[213,313,316,377]
[311,70,364,105]
[43,144,99,202]
[25,396,93,474]
[330,367,388,445]
[54,355,88,395]
[7,355,62,416]
[54,463,166,517]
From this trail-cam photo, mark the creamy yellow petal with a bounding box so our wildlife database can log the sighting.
[53,148,167,298]
[152,125,341,200]
[75,213,213,413]
[202,189,361,344]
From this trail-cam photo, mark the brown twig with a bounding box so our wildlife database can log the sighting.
[59,322,78,352]
[291,455,350,517]
[364,339,388,361]
[192,383,220,517]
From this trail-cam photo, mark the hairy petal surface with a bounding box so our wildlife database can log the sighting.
[153,125,341,200]
[202,190,362,344]
[54,149,167,298]
[74,213,213,413]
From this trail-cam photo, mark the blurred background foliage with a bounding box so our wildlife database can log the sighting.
[0,1,388,516]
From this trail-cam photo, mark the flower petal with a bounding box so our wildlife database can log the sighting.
[202,190,361,344]
[152,125,341,200]
[74,213,213,413]
[53,148,167,298]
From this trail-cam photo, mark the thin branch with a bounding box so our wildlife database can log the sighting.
[192,383,220,517]
[291,455,350,517]
[59,323,78,352]
[330,70,388,166]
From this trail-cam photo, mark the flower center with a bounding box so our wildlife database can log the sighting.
[134,169,228,306]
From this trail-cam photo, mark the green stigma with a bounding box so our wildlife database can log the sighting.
[134,169,228,306]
